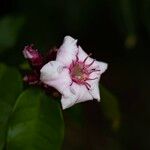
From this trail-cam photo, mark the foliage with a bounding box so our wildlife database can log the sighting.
[6,89,64,150]
[0,64,22,150]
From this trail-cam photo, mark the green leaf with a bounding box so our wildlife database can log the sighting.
[100,85,121,131]
[6,89,64,150]
[0,16,25,53]
[0,64,22,150]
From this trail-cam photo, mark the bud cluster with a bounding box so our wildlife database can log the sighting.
[23,45,59,96]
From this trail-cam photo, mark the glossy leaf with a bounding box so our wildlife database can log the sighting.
[100,85,121,131]
[0,64,22,150]
[6,89,64,150]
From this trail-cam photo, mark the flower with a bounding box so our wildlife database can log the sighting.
[40,36,108,109]
[22,44,61,97]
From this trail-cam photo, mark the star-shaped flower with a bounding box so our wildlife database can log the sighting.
[40,36,108,109]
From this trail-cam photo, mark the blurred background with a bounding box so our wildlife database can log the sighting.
[0,0,150,150]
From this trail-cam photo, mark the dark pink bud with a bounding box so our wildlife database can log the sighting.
[44,47,58,64]
[23,44,43,67]
[23,73,39,85]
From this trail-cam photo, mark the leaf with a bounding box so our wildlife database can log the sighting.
[6,89,64,150]
[100,85,121,131]
[0,64,22,150]
[0,16,24,53]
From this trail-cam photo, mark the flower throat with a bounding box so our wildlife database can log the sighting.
[69,51,100,90]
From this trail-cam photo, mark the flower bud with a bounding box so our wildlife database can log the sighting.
[23,44,43,67]
[44,47,58,63]
[23,73,39,85]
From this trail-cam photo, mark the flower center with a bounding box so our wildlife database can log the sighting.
[69,52,100,90]
[70,62,89,83]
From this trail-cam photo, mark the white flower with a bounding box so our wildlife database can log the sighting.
[40,36,108,109]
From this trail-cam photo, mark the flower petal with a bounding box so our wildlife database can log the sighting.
[97,61,108,73]
[61,94,77,109]
[70,83,93,103]
[89,82,100,101]
[78,46,100,70]
[61,83,94,109]
[78,46,108,73]
[40,61,73,97]
[56,36,78,66]
[87,61,107,101]
[87,65,101,101]
[40,61,64,82]
[78,46,92,62]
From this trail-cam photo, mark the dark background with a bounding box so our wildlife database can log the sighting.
[0,0,150,149]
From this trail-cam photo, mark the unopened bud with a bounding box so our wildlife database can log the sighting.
[44,47,58,63]
[23,73,39,85]
[23,44,43,67]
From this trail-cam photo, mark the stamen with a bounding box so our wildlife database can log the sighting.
[87,59,95,67]
[76,55,79,62]
[70,81,73,86]
[69,49,97,91]
[87,77,98,80]
[84,82,91,90]
[72,60,75,67]
[75,49,79,62]
[83,53,92,63]
[92,68,100,71]
[89,69,101,74]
